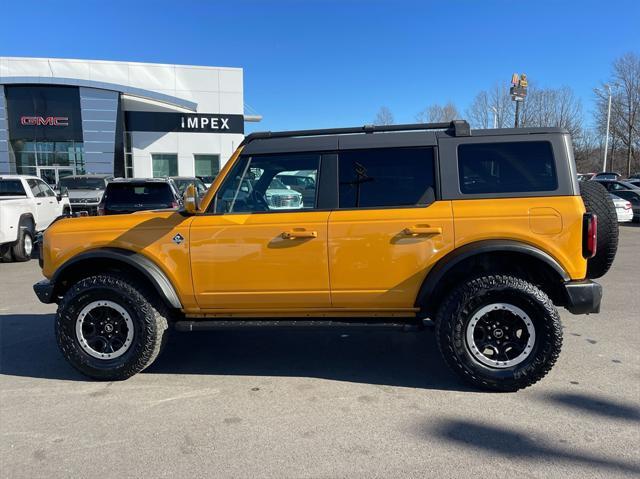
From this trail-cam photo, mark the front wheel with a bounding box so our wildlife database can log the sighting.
[435,275,562,392]
[55,274,170,380]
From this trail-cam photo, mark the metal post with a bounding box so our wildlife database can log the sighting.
[514,100,521,128]
[490,107,498,128]
[603,84,612,172]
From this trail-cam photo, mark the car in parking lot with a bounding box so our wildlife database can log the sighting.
[593,172,622,180]
[277,170,317,208]
[34,120,618,392]
[593,178,640,192]
[611,190,640,223]
[577,172,595,181]
[98,178,182,215]
[0,175,71,261]
[170,176,208,199]
[59,174,112,216]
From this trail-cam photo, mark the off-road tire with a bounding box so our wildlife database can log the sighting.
[435,275,562,392]
[11,228,34,262]
[580,181,618,278]
[55,274,170,380]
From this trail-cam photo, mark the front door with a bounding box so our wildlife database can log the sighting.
[328,146,455,311]
[190,151,331,311]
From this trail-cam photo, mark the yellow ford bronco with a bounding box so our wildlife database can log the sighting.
[34,121,618,391]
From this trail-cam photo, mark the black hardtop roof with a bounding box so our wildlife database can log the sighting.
[241,120,569,156]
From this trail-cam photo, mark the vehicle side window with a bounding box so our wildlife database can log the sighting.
[36,179,56,197]
[211,153,320,214]
[458,141,557,194]
[338,147,435,208]
[27,179,47,198]
[0,180,26,196]
[610,182,624,190]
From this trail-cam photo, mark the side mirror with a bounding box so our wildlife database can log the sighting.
[183,184,199,215]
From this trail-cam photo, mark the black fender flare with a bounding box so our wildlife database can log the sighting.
[52,247,182,309]
[415,239,570,308]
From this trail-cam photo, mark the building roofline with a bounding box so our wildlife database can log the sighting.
[0,56,242,72]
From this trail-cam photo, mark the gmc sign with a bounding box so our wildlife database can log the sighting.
[20,116,69,126]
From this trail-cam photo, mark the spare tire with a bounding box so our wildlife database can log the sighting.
[580,181,618,278]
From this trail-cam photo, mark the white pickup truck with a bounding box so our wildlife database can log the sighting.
[0,175,71,262]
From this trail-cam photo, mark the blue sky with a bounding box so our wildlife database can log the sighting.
[1,0,638,132]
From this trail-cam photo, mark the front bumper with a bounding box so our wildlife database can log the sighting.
[564,280,602,314]
[33,279,55,304]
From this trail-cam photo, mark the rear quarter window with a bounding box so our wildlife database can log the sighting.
[458,141,557,194]
[0,180,26,196]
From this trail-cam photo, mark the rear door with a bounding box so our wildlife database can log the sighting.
[328,146,454,312]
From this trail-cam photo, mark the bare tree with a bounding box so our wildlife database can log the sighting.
[466,83,513,128]
[416,101,460,123]
[573,128,603,173]
[594,52,640,176]
[520,85,583,139]
[373,106,394,125]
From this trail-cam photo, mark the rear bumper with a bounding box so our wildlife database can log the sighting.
[564,280,602,314]
[33,279,55,304]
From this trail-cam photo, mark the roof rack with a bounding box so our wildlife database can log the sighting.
[241,120,470,146]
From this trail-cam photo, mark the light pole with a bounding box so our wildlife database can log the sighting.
[603,84,612,172]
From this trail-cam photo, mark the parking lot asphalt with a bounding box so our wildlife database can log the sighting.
[1,224,639,478]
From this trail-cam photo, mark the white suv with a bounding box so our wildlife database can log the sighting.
[0,175,71,262]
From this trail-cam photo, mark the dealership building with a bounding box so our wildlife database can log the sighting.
[0,57,251,186]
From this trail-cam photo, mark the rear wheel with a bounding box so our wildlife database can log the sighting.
[11,228,34,262]
[435,275,562,392]
[55,274,170,380]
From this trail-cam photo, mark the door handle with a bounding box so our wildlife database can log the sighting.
[36,202,42,205]
[403,226,442,236]
[281,230,318,239]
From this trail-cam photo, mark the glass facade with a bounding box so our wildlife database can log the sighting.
[4,85,86,187]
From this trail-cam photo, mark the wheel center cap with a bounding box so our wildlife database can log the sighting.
[104,323,114,333]
[493,328,504,339]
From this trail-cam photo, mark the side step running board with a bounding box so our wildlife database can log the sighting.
[174,319,424,332]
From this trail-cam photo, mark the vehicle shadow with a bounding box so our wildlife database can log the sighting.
[148,327,473,391]
[541,392,640,422]
[0,313,471,391]
[0,314,85,381]
[419,418,640,475]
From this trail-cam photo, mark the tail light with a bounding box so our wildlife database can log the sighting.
[623,202,632,210]
[582,213,597,259]
[171,201,178,209]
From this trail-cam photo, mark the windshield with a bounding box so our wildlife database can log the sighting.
[59,177,106,190]
[0,179,27,196]
[268,178,289,190]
